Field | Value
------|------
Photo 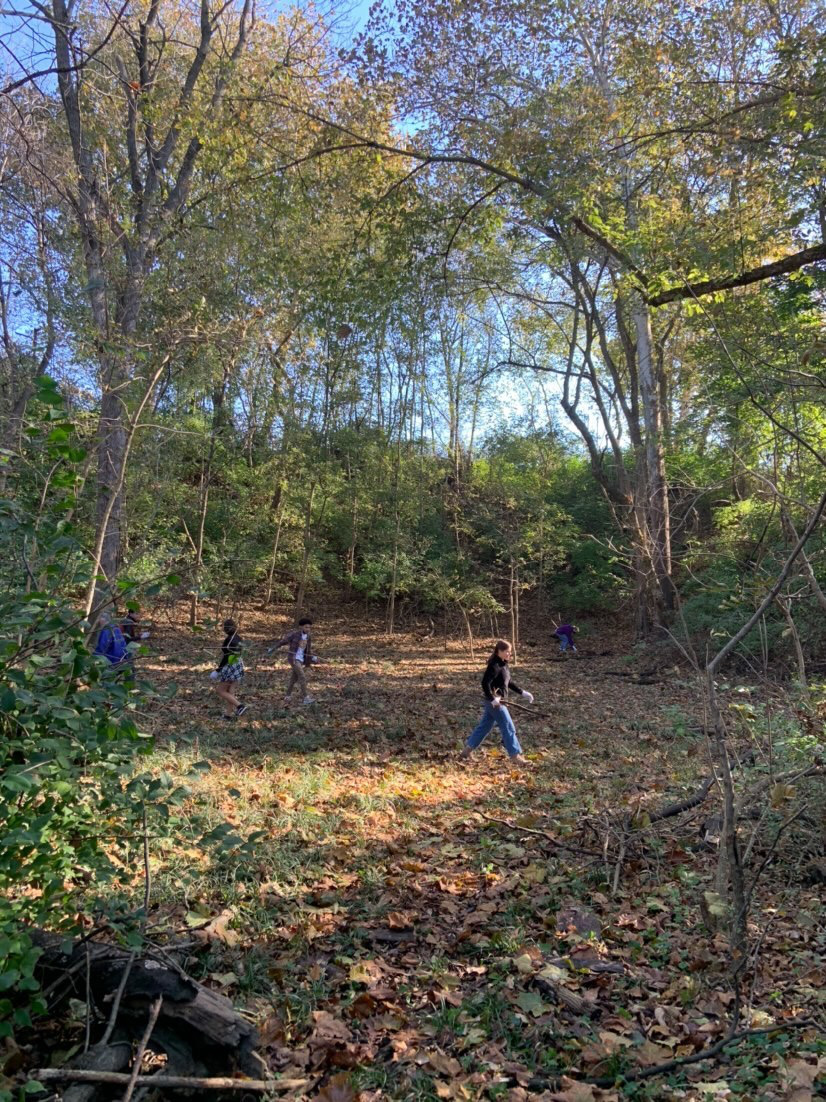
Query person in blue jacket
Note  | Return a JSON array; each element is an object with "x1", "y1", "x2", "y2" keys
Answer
[{"x1": 93, "y1": 612, "x2": 132, "y2": 679}]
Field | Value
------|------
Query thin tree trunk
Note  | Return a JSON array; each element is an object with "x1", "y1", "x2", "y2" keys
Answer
[
  {"x1": 509, "y1": 558, "x2": 516, "y2": 660},
  {"x1": 294, "y1": 483, "x2": 317, "y2": 617},
  {"x1": 776, "y1": 596, "x2": 809, "y2": 697},
  {"x1": 707, "y1": 672, "x2": 748, "y2": 965},
  {"x1": 459, "y1": 603, "x2": 475, "y2": 661},
  {"x1": 263, "y1": 498, "x2": 286, "y2": 608},
  {"x1": 387, "y1": 509, "x2": 401, "y2": 636}
]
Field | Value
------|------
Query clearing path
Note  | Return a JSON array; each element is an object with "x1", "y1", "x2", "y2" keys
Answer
[{"x1": 134, "y1": 606, "x2": 823, "y2": 1100}]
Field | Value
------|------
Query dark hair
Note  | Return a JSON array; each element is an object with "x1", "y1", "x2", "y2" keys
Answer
[
  {"x1": 490, "y1": 638, "x2": 512, "y2": 661},
  {"x1": 298, "y1": 617, "x2": 313, "y2": 626},
  {"x1": 223, "y1": 618, "x2": 237, "y2": 633}
]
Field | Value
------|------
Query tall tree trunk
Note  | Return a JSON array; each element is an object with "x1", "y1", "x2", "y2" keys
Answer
[
  {"x1": 387, "y1": 508, "x2": 401, "y2": 636},
  {"x1": 459, "y1": 603, "x2": 475, "y2": 661},
  {"x1": 346, "y1": 455, "x2": 358, "y2": 595},
  {"x1": 509, "y1": 558, "x2": 517, "y2": 659},
  {"x1": 189, "y1": 366, "x2": 230, "y2": 626},
  {"x1": 630, "y1": 291, "x2": 676, "y2": 616},
  {"x1": 263, "y1": 496, "x2": 286, "y2": 609},
  {"x1": 294, "y1": 483, "x2": 317, "y2": 616}
]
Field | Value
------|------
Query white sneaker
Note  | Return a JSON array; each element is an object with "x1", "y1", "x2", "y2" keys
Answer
[{"x1": 302, "y1": 695, "x2": 315, "y2": 705}]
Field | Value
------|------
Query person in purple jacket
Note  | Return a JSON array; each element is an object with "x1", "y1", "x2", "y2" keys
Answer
[{"x1": 554, "y1": 622, "x2": 578, "y2": 653}]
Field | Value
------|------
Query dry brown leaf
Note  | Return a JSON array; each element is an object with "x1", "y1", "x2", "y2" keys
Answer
[
  {"x1": 310, "y1": 1010, "x2": 353, "y2": 1048},
  {"x1": 193, "y1": 907, "x2": 240, "y2": 947},
  {"x1": 387, "y1": 910, "x2": 414, "y2": 929},
  {"x1": 427, "y1": 1050, "x2": 462, "y2": 1077},
  {"x1": 781, "y1": 1056, "x2": 824, "y2": 1102},
  {"x1": 547, "y1": 1077, "x2": 597, "y2": 1101},
  {"x1": 313, "y1": 1071, "x2": 356, "y2": 1102},
  {"x1": 349, "y1": 959, "x2": 384, "y2": 985}
]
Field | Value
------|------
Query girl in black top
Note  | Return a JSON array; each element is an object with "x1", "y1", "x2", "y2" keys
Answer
[
  {"x1": 461, "y1": 639, "x2": 534, "y2": 764},
  {"x1": 212, "y1": 619, "x2": 247, "y2": 717}
]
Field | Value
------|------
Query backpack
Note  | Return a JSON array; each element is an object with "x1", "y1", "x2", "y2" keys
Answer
[{"x1": 95, "y1": 624, "x2": 129, "y2": 665}]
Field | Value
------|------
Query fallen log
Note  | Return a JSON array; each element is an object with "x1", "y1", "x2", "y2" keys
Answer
[{"x1": 30, "y1": 929, "x2": 265, "y2": 1081}]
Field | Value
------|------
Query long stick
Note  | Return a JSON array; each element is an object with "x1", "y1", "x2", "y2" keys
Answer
[
  {"x1": 34, "y1": 1071, "x2": 305, "y2": 1093},
  {"x1": 504, "y1": 699, "x2": 553, "y2": 718},
  {"x1": 488, "y1": 692, "x2": 553, "y2": 719}
]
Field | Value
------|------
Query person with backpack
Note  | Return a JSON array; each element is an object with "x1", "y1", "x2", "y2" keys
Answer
[
  {"x1": 460, "y1": 639, "x2": 534, "y2": 766},
  {"x1": 210, "y1": 619, "x2": 247, "y2": 717},
  {"x1": 269, "y1": 616, "x2": 317, "y2": 705},
  {"x1": 93, "y1": 612, "x2": 132, "y2": 680}
]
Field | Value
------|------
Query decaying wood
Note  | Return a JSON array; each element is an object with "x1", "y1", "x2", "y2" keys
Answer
[
  {"x1": 533, "y1": 975, "x2": 593, "y2": 1016},
  {"x1": 30, "y1": 930, "x2": 265, "y2": 1080},
  {"x1": 62, "y1": 1042, "x2": 132, "y2": 1102}
]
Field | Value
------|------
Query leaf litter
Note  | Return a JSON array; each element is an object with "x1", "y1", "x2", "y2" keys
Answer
[{"x1": 120, "y1": 607, "x2": 825, "y2": 1100}]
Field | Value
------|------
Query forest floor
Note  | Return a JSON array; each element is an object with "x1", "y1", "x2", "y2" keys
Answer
[{"x1": 115, "y1": 605, "x2": 823, "y2": 1101}]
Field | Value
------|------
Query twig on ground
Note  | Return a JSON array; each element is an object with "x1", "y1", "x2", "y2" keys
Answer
[
  {"x1": 34, "y1": 1071, "x2": 305, "y2": 1093},
  {"x1": 121, "y1": 996, "x2": 162, "y2": 1102},
  {"x1": 522, "y1": 1016, "x2": 814, "y2": 1092},
  {"x1": 478, "y1": 812, "x2": 602, "y2": 857},
  {"x1": 585, "y1": 1017, "x2": 815, "y2": 1087}
]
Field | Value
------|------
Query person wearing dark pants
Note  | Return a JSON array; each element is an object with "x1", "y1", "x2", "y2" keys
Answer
[{"x1": 461, "y1": 639, "x2": 534, "y2": 766}]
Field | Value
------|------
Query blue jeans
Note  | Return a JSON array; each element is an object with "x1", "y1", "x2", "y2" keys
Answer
[
  {"x1": 466, "y1": 699, "x2": 522, "y2": 757},
  {"x1": 558, "y1": 634, "x2": 575, "y2": 652}
]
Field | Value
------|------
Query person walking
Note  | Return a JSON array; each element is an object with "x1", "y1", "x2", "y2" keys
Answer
[
  {"x1": 270, "y1": 616, "x2": 317, "y2": 705},
  {"x1": 461, "y1": 639, "x2": 534, "y2": 766},
  {"x1": 210, "y1": 619, "x2": 247, "y2": 717}
]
